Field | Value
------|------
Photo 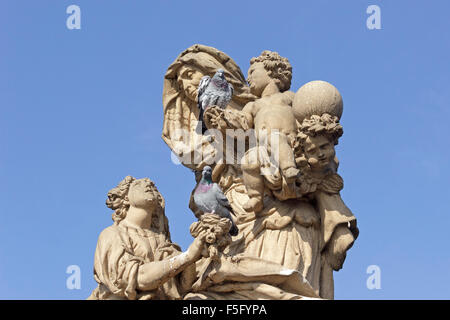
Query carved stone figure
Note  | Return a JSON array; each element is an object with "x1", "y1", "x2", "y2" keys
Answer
[
  {"x1": 160, "y1": 44, "x2": 359, "y2": 299},
  {"x1": 88, "y1": 44, "x2": 359, "y2": 300},
  {"x1": 237, "y1": 51, "x2": 300, "y2": 213},
  {"x1": 162, "y1": 44, "x2": 255, "y2": 171},
  {"x1": 185, "y1": 213, "x2": 320, "y2": 300},
  {"x1": 88, "y1": 176, "x2": 206, "y2": 300},
  {"x1": 294, "y1": 113, "x2": 359, "y2": 296},
  {"x1": 89, "y1": 176, "x2": 321, "y2": 300}
]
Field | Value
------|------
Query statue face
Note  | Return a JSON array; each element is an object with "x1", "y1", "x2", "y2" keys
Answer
[
  {"x1": 128, "y1": 178, "x2": 159, "y2": 210},
  {"x1": 177, "y1": 65, "x2": 204, "y2": 102},
  {"x1": 247, "y1": 62, "x2": 271, "y2": 96},
  {"x1": 303, "y1": 135, "x2": 335, "y2": 171}
]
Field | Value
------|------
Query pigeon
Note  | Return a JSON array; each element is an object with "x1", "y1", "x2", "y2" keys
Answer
[
  {"x1": 197, "y1": 69, "x2": 234, "y2": 134},
  {"x1": 193, "y1": 166, "x2": 239, "y2": 236}
]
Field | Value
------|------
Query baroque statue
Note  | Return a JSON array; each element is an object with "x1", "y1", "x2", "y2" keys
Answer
[{"x1": 89, "y1": 44, "x2": 359, "y2": 300}]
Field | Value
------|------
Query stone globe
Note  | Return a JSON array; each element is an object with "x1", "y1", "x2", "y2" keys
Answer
[{"x1": 292, "y1": 80, "x2": 343, "y2": 123}]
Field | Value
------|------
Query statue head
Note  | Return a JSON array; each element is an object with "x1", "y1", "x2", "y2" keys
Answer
[
  {"x1": 297, "y1": 114, "x2": 343, "y2": 171},
  {"x1": 248, "y1": 50, "x2": 292, "y2": 95},
  {"x1": 164, "y1": 44, "x2": 253, "y2": 105},
  {"x1": 106, "y1": 176, "x2": 170, "y2": 236},
  {"x1": 162, "y1": 45, "x2": 256, "y2": 169}
]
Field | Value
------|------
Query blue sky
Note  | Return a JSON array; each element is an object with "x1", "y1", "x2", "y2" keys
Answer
[{"x1": 1, "y1": 0, "x2": 449, "y2": 299}]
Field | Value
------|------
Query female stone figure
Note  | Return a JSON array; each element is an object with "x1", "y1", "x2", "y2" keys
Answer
[
  {"x1": 162, "y1": 45, "x2": 358, "y2": 299},
  {"x1": 162, "y1": 44, "x2": 255, "y2": 171},
  {"x1": 88, "y1": 176, "x2": 205, "y2": 300},
  {"x1": 89, "y1": 175, "x2": 320, "y2": 300}
]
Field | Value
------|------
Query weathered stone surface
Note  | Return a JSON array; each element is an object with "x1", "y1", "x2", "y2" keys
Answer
[
  {"x1": 293, "y1": 80, "x2": 343, "y2": 123},
  {"x1": 90, "y1": 44, "x2": 358, "y2": 300}
]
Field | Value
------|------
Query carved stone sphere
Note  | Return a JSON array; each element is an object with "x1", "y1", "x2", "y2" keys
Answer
[{"x1": 292, "y1": 80, "x2": 343, "y2": 123}]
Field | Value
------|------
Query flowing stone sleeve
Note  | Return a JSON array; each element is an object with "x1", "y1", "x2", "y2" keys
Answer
[
  {"x1": 91, "y1": 226, "x2": 143, "y2": 300},
  {"x1": 316, "y1": 189, "x2": 359, "y2": 270}
]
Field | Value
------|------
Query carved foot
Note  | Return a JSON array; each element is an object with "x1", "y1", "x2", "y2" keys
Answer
[{"x1": 243, "y1": 197, "x2": 264, "y2": 213}]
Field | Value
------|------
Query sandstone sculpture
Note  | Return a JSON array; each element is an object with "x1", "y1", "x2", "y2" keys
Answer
[
  {"x1": 88, "y1": 176, "x2": 206, "y2": 300},
  {"x1": 89, "y1": 176, "x2": 320, "y2": 300},
  {"x1": 235, "y1": 51, "x2": 300, "y2": 213},
  {"x1": 90, "y1": 44, "x2": 359, "y2": 300},
  {"x1": 162, "y1": 44, "x2": 358, "y2": 299}
]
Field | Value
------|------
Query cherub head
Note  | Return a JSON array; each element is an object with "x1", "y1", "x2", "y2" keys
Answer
[
  {"x1": 106, "y1": 176, "x2": 171, "y2": 237},
  {"x1": 248, "y1": 50, "x2": 292, "y2": 96},
  {"x1": 296, "y1": 113, "x2": 343, "y2": 172}
]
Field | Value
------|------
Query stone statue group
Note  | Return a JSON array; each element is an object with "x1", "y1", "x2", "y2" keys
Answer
[{"x1": 88, "y1": 44, "x2": 359, "y2": 300}]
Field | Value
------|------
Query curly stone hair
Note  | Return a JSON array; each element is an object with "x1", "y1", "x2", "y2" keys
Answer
[
  {"x1": 297, "y1": 113, "x2": 343, "y2": 149},
  {"x1": 105, "y1": 176, "x2": 171, "y2": 238},
  {"x1": 250, "y1": 50, "x2": 292, "y2": 92}
]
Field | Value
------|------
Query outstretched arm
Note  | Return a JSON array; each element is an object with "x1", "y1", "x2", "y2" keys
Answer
[{"x1": 136, "y1": 234, "x2": 205, "y2": 291}]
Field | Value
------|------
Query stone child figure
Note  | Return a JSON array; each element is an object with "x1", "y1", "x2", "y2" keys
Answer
[
  {"x1": 295, "y1": 113, "x2": 343, "y2": 194},
  {"x1": 296, "y1": 114, "x2": 358, "y2": 296},
  {"x1": 239, "y1": 51, "x2": 300, "y2": 213},
  {"x1": 88, "y1": 176, "x2": 206, "y2": 300},
  {"x1": 162, "y1": 44, "x2": 359, "y2": 299}
]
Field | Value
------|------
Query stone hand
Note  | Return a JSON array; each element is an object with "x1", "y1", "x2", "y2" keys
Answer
[
  {"x1": 203, "y1": 106, "x2": 227, "y2": 130},
  {"x1": 186, "y1": 230, "x2": 207, "y2": 261}
]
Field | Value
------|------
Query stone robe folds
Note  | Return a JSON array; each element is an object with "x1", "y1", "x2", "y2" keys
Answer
[
  {"x1": 212, "y1": 168, "x2": 358, "y2": 299},
  {"x1": 88, "y1": 224, "x2": 182, "y2": 300}
]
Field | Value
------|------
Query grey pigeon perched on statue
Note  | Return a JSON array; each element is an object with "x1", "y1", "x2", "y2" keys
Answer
[
  {"x1": 193, "y1": 166, "x2": 239, "y2": 236},
  {"x1": 197, "y1": 69, "x2": 234, "y2": 134}
]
